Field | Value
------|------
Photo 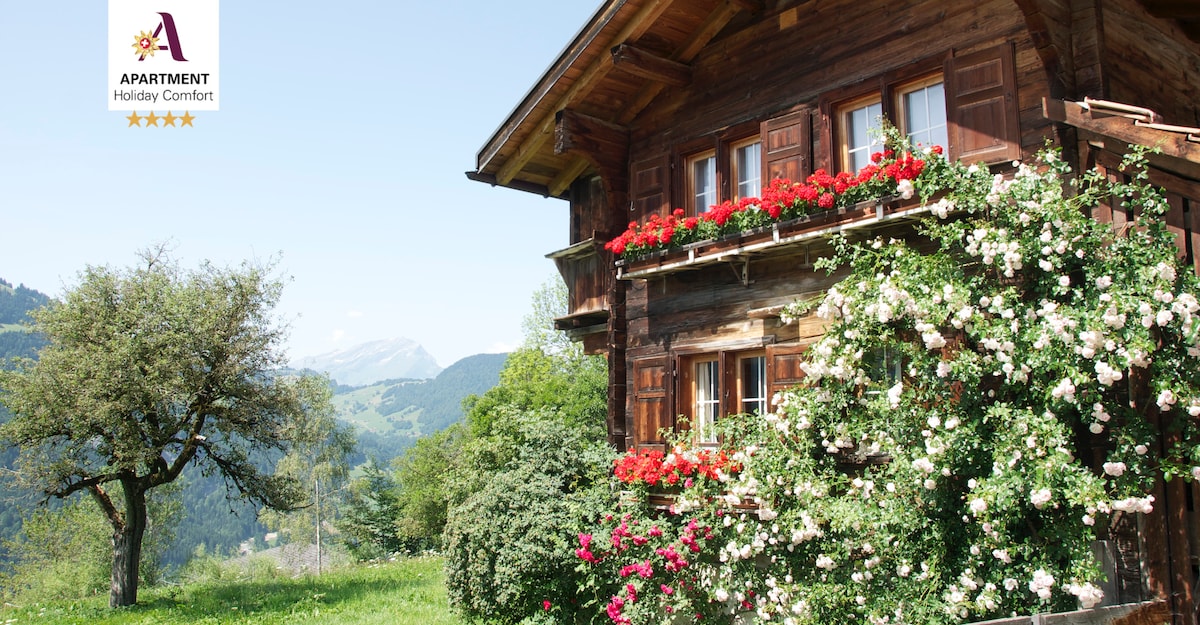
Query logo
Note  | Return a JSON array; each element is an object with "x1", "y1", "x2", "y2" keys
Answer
[
  {"x1": 131, "y1": 13, "x2": 188, "y2": 62},
  {"x1": 109, "y1": 0, "x2": 219, "y2": 116}
]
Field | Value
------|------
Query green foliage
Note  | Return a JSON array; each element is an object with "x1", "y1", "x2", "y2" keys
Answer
[
  {"x1": 0, "y1": 496, "x2": 109, "y2": 601},
  {"x1": 464, "y1": 278, "x2": 606, "y2": 441},
  {"x1": 465, "y1": 348, "x2": 607, "y2": 440},
  {"x1": 0, "y1": 555, "x2": 461, "y2": 625},
  {"x1": 164, "y1": 472, "x2": 267, "y2": 571},
  {"x1": 443, "y1": 417, "x2": 615, "y2": 625},
  {"x1": 338, "y1": 460, "x2": 407, "y2": 560},
  {"x1": 438, "y1": 278, "x2": 615, "y2": 624},
  {"x1": 1, "y1": 484, "x2": 180, "y2": 602},
  {"x1": 391, "y1": 425, "x2": 468, "y2": 547},
  {"x1": 0, "y1": 249, "x2": 350, "y2": 606}
]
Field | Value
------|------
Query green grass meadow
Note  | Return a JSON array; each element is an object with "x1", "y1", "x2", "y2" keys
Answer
[{"x1": 0, "y1": 556, "x2": 462, "y2": 625}]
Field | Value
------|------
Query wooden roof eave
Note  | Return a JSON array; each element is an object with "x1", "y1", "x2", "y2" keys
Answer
[
  {"x1": 471, "y1": 0, "x2": 753, "y2": 196},
  {"x1": 475, "y1": 0, "x2": 631, "y2": 177}
]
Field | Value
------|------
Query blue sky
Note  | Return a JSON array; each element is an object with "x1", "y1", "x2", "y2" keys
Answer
[{"x1": 0, "y1": 1, "x2": 600, "y2": 367}]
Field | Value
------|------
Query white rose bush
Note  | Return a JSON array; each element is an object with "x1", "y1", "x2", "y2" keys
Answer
[{"x1": 572, "y1": 142, "x2": 1200, "y2": 624}]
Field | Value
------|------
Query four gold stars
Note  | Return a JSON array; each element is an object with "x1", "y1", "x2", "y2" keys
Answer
[{"x1": 124, "y1": 111, "x2": 198, "y2": 128}]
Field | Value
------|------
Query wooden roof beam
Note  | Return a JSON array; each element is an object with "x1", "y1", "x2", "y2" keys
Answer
[
  {"x1": 494, "y1": 0, "x2": 676, "y2": 186},
  {"x1": 556, "y1": 109, "x2": 630, "y2": 163},
  {"x1": 610, "y1": 43, "x2": 693, "y2": 87},
  {"x1": 555, "y1": 109, "x2": 630, "y2": 215},
  {"x1": 618, "y1": 1, "x2": 741, "y2": 125},
  {"x1": 464, "y1": 171, "x2": 565, "y2": 199}
]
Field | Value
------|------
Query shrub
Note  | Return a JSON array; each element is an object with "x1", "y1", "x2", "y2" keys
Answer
[{"x1": 444, "y1": 416, "x2": 615, "y2": 624}]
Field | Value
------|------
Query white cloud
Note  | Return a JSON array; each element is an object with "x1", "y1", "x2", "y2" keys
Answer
[{"x1": 346, "y1": 310, "x2": 364, "y2": 318}]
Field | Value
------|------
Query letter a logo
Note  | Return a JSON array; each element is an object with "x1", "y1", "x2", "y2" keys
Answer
[{"x1": 131, "y1": 13, "x2": 188, "y2": 62}]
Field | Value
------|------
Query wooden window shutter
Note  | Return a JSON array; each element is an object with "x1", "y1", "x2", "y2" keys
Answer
[
  {"x1": 766, "y1": 343, "x2": 808, "y2": 398},
  {"x1": 632, "y1": 356, "x2": 673, "y2": 449},
  {"x1": 629, "y1": 153, "x2": 672, "y2": 222},
  {"x1": 761, "y1": 109, "x2": 812, "y2": 185},
  {"x1": 944, "y1": 43, "x2": 1020, "y2": 165}
]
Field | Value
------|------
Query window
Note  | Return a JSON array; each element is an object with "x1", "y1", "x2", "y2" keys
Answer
[
  {"x1": 864, "y1": 347, "x2": 903, "y2": 395},
  {"x1": 898, "y1": 77, "x2": 947, "y2": 151},
  {"x1": 838, "y1": 96, "x2": 884, "y2": 173},
  {"x1": 677, "y1": 128, "x2": 762, "y2": 217},
  {"x1": 834, "y1": 77, "x2": 944, "y2": 174},
  {"x1": 731, "y1": 139, "x2": 762, "y2": 200},
  {"x1": 681, "y1": 350, "x2": 768, "y2": 445},
  {"x1": 686, "y1": 150, "x2": 717, "y2": 214},
  {"x1": 631, "y1": 345, "x2": 809, "y2": 451},
  {"x1": 739, "y1": 355, "x2": 768, "y2": 415},
  {"x1": 693, "y1": 359, "x2": 721, "y2": 444}
]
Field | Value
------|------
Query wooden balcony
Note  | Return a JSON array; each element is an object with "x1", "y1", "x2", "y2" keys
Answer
[
  {"x1": 616, "y1": 196, "x2": 939, "y2": 281},
  {"x1": 547, "y1": 238, "x2": 611, "y2": 339}
]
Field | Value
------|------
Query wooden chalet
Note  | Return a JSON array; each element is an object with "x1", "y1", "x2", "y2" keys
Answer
[{"x1": 470, "y1": 0, "x2": 1200, "y2": 621}]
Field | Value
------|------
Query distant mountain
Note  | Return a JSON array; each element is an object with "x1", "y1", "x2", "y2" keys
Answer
[
  {"x1": 294, "y1": 338, "x2": 443, "y2": 387},
  {"x1": 334, "y1": 352, "x2": 509, "y2": 463}
]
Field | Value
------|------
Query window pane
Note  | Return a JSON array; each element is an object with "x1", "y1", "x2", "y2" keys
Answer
[
  {"x1": 904, "y1": 82, "x2": 947, "y2": 151},
  {"x1": 692, "y1": 156, "x2": 717, "y2": 212},
  {"x1": 740, "y1": 356, "x2": 767, "y2": 415},
  {"x1": 865, "y1": 347, "x2": 903, "y2": 395},
  {"x1": 696, "y1": 360, "x2": 720, "y2": 443},
  {"x1": 846, "y1": 101, "x2": 883, "y2": 172},
  {"x1": 735, "y1": 142, "x2": 761, "y2": 199}
]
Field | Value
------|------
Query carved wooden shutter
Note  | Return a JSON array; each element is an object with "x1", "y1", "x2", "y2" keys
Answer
[
  {"x1": 944, "y1": 43, "x2": 1020, "y2": 165},
  {"x1": 629, "y1": 153, "x2": 671, "y2": 223},
  {"x1": 761, "y1": 110, "x2": 812, "y2": 185},
  {"x1": 766, "y1": 343, "x2": 808, "y2": 398},
  {"x1": 631, "y1": 356, "x2": 672, "y2": 450}
]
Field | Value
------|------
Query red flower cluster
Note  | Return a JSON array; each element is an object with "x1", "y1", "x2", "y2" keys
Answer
[
  {"x1": 612, "y1": 447, "x2": 740, "y2": 487},
  {"x1": 604, "y1": 148, "x2": 934, "y2": 258},
  {"x1": 604, "y1": 209, "x2": 697, "y2": 257}
]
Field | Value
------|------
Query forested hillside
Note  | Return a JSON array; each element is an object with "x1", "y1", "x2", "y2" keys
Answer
[
  {"x1": 0, "y1": 278, "x2": 50, "y2": 562},
  {"x1": 0, "y1": 279, "x2": 48, "y2": 360}
]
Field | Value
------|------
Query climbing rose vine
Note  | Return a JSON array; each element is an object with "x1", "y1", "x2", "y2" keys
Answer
[{"x1": 574, "y1": 144, "x2": 1200, "y2": 624}]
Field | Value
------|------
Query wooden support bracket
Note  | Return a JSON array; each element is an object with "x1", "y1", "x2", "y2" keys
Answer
[{"x1": 609, "y1": 43, "x2": 693, "y2": 87}]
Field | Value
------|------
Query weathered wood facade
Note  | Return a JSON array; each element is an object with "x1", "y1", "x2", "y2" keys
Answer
[{"x1": 471, "y1": 1, "x2": 1200, "y2": 621}]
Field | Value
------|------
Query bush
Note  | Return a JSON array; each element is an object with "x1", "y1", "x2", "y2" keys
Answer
[{"x1": 444, "y1": 416, "x2": 615, "y2": 624}]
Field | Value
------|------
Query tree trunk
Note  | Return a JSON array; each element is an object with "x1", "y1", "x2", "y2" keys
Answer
[{"x1": 109, "y1": 482, "x2": 147, "y2": 608}]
